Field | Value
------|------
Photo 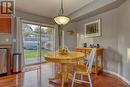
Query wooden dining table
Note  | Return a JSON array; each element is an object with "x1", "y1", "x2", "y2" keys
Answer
[{"x1": 44, "y1": 51, "x2": 85, "y2": 87}]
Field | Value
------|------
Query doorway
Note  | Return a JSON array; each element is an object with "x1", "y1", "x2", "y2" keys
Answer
[{"x1": 22, "y1": 22, "x2": 54, "y2": 66}]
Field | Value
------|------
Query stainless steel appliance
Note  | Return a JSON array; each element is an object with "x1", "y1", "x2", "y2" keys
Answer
[{"x1": 0, "y1": 49, "x2": 7, "y2": 75}]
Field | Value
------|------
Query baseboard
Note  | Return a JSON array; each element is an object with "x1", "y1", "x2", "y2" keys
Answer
[{"x1": 103, "y1": 70, "x2": 130, "y2": 85}]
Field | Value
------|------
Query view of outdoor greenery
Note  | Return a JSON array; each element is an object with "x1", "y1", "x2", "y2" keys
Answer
[
  {"x1": 24, "y1": 49, "x2": 46, "y2": 58},
  {"x1": 22, "y1": 23, "x2": 53, "y2": 65}
]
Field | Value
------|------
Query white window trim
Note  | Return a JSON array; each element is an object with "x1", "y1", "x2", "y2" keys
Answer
[{"x1": 21, "y1": 19, "x2": 54, "y2": 28}]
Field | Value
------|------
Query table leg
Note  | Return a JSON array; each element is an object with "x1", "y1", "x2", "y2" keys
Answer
[
  {"x1": 61, "y1": 63, "x2": 72, "y2": 87},
  {"x1": 95, "y1": 55, "x2": 98, "y2": 75},
  {"x1": 61, "y1": 72, "x2": 65, "y2": 87},
  {"x1": 49, "y1": 63, "x2": 72, "y2": 87},
  {"x1": 101, "y1": 52, "x2": 103, "y2": 72},
  {"x1": 49, "y1": 72, "x2": 61, "y2": 81}
]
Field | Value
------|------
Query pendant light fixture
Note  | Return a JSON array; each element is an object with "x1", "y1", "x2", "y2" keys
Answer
[{"x1": 54, "y1": 0, "x2": 70, "y2": 25}]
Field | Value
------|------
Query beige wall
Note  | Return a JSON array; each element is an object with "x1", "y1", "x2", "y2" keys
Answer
[
  {"x1": 77, "y1": 8, "x2": 119, "y2": 73},
  {"x1": 74, "y1": 0, "x2": 130, "y2": 82},
  {"x1": 15, "y1": 10, "x2": 53, "y2": 25},
  {"x1": 63, "y1": 22, "x2": 77, "y2": 50},
  {"x1": 0, "y1": 34, "x2": 12, "y2": 44},
  {"x1": 118, "y1": 0, "x2": 130, "y2": 81}
]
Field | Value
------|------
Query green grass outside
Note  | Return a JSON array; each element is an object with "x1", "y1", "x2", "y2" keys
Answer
[{"x1": 24, "y1": 49, "x2": 46, "y2": 58}]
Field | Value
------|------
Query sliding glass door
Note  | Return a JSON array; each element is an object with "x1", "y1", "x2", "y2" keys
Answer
[
  {"x1": 40, "y1": 26, "x2": 54, "y2": 62},
  {"x1": 22, "y1": 22, "x2": 54, "y2": 65}
]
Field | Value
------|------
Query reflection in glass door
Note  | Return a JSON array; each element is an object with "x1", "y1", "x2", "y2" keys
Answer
[
  {"x1": 22, "y1": 22, "x2": 54, "y2": 65},
  {"x1": 41, "y1": 26, "x2": 54, "y2": 62}
]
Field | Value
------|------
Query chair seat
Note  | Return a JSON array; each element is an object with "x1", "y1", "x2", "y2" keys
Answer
[
  {"x1": 71, "y1": 48, "x2": 96, "y2": 87},
  {"x1": 74, "y1": 64, "x2": 88, "y2": 74}
]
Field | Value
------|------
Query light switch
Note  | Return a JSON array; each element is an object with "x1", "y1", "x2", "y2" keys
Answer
[
  {"x1": 5, "y1": 38, "x2": 9, "y2": 42},
  {"x1": 127, "y1": 48, "x2": 130, "y2": 62}
]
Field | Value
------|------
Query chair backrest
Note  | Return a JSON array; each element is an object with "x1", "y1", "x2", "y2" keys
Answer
[{"x1": 86, "y1": 48, "x2": 96, "y2": 73}]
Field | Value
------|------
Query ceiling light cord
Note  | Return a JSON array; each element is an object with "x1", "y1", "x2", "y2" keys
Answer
[
  {"x1": 58, "y1": 0, "x2": 64, "y2": 15},
  {"x1": 61, "y1": 0, "x2": 63, "y2": 15}
]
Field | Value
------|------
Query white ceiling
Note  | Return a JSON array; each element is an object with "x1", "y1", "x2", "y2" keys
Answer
[{"x1": 15, "y1": 0, "x2": 94, "y2": 18}]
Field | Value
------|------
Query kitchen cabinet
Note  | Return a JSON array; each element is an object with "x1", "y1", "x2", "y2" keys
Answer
[
  {"x1": 0, "y1": 5, "x2": 11, "y2": 33},
  {"x1": 0, "y1": 18, "x2": 11, "y2": 33}
]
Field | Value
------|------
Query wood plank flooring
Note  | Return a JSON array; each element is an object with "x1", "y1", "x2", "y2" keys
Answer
[{"x1": 0, "y1": 63, "x2": 129, "y2": 87}]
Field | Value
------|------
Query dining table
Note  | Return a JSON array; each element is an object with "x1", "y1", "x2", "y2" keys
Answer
[{"x1": 44, "y1": 51, "x2": 85, "y2": 87}]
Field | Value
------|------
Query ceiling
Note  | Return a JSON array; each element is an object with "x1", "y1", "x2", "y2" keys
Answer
[{"x1": 15, "y1": 0, "x2": 94, "y2": 18}]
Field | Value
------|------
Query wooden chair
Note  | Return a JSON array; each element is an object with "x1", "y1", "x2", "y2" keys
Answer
[
  {"x1": 71, "y1": 48, "x2": 96, "y2": 87},
  {"x1": 73, "y1": 48, "x2": 88, "y2": 65}
]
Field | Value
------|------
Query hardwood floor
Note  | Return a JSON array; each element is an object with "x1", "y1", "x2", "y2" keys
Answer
[{"x1": 0, "y1": 63, "x2": 129, "y2": 87}]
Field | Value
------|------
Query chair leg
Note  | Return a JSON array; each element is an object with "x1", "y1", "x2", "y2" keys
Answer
[
  {"x1": 80, "y1": 74, "x2": 83, "y2": 81},
  {"x1": 88, "y1": 74, "x2": 92, "y2": 87},
  {"x1": 71, "y1": 72, "x2": 76, "y2": 87}
]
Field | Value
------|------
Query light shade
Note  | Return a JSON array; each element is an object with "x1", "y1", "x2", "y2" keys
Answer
[{"x1": 54, "y1": 16, "x2": 70, "y2": 25}]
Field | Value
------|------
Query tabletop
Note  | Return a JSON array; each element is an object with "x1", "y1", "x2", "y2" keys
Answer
[{"x1": 44, "y1": 51, "x2": 85, "y2": 63}]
